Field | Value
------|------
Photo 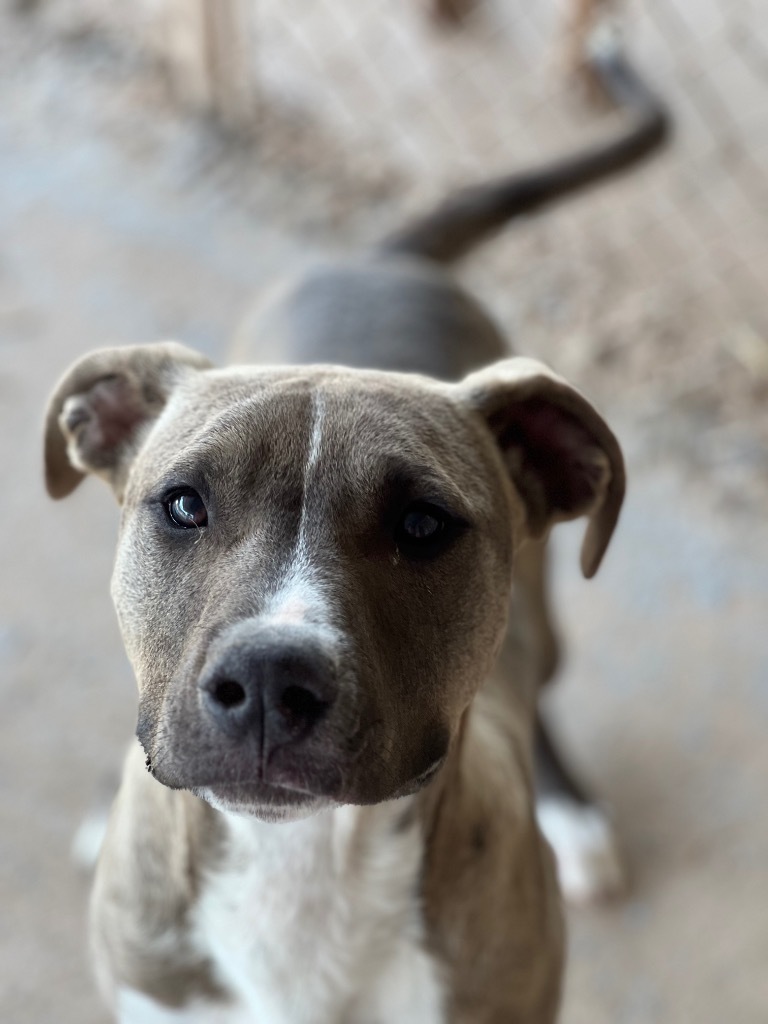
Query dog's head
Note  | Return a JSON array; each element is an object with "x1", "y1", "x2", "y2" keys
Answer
[{"x1": 45, "y1": 343, "x2": 623, "y2": 820}]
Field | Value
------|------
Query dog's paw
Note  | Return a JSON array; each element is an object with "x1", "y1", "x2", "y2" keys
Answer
[
  {"x1": 70, "y1": 808, "x2": 109, "y2": 872},
  {"x1": 536, "y1": 798, "x2": 626, "y2": 905}
]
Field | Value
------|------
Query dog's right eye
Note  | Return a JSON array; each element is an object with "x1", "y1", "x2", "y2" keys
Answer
[{"x1": 165, "y1": 489, "x2": 208, "y2": 530}]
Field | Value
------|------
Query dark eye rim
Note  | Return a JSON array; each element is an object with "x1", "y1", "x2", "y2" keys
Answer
[
  {"x1": 394, "y1": 500, "x2": 469, "y2": 559},
  {"x1": 161, "y1": 486, "x2": 209, "y2": 531}
]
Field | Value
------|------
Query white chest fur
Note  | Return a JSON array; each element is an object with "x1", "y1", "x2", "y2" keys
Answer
[{"x1": 168, "y1": 799, "x2": 446, "y2": 1024}]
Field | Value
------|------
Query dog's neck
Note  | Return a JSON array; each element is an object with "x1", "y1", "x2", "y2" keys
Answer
[
  {"x1": 191, "y1": 794, "x2": 446, "y2": 1023},
  {"x1": 209, "y1": 795, "x2": 423, "y2": 881}
]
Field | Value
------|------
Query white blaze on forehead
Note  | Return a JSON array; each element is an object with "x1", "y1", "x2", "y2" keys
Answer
[
  {"x1": 264, "y1": 390, "x2": 332, "y2": 627},
  {"x1": 291, "y1": 388, "x2": 325, "y2": 573},
  {"x1": 305, "y1": 388, "x2": 325, "y2": 476}
]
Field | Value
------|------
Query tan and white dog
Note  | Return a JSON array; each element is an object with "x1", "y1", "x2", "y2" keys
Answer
[{"x1": 44, "y1": 45, "x2": 667, "y2": 1024}]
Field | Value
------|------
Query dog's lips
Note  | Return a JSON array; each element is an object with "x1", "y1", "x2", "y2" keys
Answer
[{"x1": 146, "y1": 734, "x2": 348, "y2": 803}]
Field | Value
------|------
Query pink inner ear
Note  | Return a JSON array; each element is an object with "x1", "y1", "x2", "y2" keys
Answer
[
  {"x1": 88, "y1": 377, "x2": 147, "y2": 450},
  {"x1": 64, "y1": 375, "x2": 149, "y2": 472},
  {"x1": 489, "y1": 397, "x2": 607, "y2": 519}
]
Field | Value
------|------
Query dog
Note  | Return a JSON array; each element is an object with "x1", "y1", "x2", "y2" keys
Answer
[{"x1": 44, "y1": 42, "x2": 667, "y2": 1024}]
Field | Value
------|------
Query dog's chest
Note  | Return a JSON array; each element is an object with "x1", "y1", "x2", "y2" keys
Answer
[{"x1": 192, "y1": 802, "x2": 445, "y2": 1024}]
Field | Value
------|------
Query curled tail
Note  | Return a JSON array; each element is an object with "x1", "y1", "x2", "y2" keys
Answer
[{"x1": 379, "y1": 37, "x2": 670, "y2": 265}]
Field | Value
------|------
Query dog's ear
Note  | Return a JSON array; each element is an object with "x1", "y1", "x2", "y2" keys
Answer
[
  {"x1": 456, "y1": 357, "x2": 625, "y2": 578},
  {"x1": 44, "y1": 342, "x2": 213, "y2": 502}
]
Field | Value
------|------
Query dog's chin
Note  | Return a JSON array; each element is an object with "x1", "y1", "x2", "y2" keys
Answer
[
  {"x1": 196, "y1": 769, "x2": 441, "y2": 822},
  {"x1": 192, "y1": 757, "x2": 446, "y2": 820},
  {"x1": 195, "y1": 783, "x2": 331, "y2": 823}
]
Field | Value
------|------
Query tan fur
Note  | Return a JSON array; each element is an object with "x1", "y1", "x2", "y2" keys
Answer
[
  {"x1": 91, "y1": 744, "x2": 227, "y2": 1010},
  {"x1": 417, "y1": 587, "x2": 565, "y2": 1023}
]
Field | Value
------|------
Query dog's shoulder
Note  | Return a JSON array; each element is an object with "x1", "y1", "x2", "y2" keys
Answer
[
  {"x1": 91, "y1": 743, "x2": 227, "y2": 1010},
  {"x1": 420, "y1": 696, "x2": 564, "y2": 1022}
]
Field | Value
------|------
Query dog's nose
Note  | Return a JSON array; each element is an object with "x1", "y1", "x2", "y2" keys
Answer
[{"x1": 199, "y1": 638, "x2": 337, "y2": 748}]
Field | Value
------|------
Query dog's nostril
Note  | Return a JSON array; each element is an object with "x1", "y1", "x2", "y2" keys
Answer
[
  {"x1": 201, "y1": 646, "x2": 336, "y2": 743},
  {"x1": 277, "y1": 685, "x2": 328, "y2": 730},
  {"x1": 213, "y1": 679, "x2": 247, "y2": 709}
]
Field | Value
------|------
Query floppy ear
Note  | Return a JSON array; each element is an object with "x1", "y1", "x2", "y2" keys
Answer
[
  {"x1": 44, "y1": 341, "x2": 213, "y2": 502},
  {"x1": 456, "y1": 357, "x2": 625, "y2": 578}
]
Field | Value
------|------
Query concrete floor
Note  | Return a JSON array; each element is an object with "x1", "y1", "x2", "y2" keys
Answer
[{"x1": 1, "y1": 24, "x2": 767, "y2": 1024}]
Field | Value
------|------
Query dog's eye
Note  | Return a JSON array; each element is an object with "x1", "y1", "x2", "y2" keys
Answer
[
  {"x1": 395, "y1": 502, "x2": 450, "y2": 555},
  {"x1": 165, "y1": 489, "x2": 208, "y2": 530}
]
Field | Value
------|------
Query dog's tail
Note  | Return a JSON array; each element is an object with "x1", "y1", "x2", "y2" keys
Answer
[{"x1": 379, "y1": 35, "x2": 669, "y2": 265}]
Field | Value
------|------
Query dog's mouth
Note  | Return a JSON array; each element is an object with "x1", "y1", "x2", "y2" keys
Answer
[
  {"x1": 140, "y1": 704, "x2": 445, "y2": 811},
  {"x1": 143, "y1": 731, "x2": 349, "y2": 805},
  {"x1": 139, "y1": 694, "x2": 383, "y2": 806},
  {"x1": 188, "y1": 744, "x2": 448, "y2": 820}
]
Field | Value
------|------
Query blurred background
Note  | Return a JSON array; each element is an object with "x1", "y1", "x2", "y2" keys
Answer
[{"x1": 0, "y1": 0, "x2": 766, "y2": 1021}]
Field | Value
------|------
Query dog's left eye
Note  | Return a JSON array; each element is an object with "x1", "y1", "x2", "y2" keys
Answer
[
  {"x1": 395, "y1": 502, "x2": 451, "y2": 555},
  {"x1": 165, "y1": 489, "x2": 208, "y2": 530}
]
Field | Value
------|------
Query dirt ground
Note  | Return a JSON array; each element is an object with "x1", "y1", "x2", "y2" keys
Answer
[{"x1": 1, "y1": 7, "x2": 767, "y2": 1024}]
